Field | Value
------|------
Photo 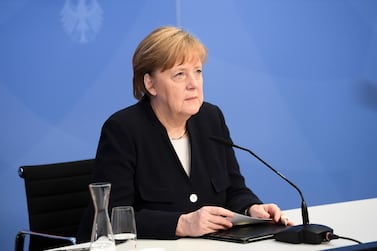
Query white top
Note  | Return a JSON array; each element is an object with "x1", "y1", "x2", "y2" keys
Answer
[{"x1": 170, "y1": 135, "x2": 191, "y2": 176}]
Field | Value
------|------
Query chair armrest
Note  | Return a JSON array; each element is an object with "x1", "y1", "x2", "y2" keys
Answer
[{"x1": 14, "y1": 230, "x2": 76, "y2": 251}]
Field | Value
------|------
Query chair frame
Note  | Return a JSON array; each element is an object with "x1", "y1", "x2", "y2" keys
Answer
[
  {"x1": 15, "y1": 230, "x2": 76, "y2": 251},
  {"x1": 15, "y1": 159, "x2": 93, "y2": 251}
]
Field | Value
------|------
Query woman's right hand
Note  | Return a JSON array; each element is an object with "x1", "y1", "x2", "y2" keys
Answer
[{"x1": 175, "y1": 206, "x2": 234, "y2": 237}]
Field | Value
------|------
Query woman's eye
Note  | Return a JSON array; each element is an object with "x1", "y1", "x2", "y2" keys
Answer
[{"x1": 174, "y1": 72, "x2": 185, "y2": 80}]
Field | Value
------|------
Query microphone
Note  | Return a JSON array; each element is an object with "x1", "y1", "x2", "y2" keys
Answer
[{"x1": 209, "y1": 136, "x2": 334, "y2": 244}]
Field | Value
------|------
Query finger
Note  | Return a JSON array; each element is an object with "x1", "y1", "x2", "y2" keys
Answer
[
  {"x1": 214, "y1": 215, "x2": 233, "y2": 228},
  {"x1": 279, "y1": 214, "x2": 295, "y2": 226},
  {"x1": 264, "y1": 204, "x2": 282, "y2": 222},
  {"x1": 205, "y1": 209, "x2": 233, "y2": 225},
  {"x1": 252, "y1": 205, "x2": 271, "y2": 218},
  {"x1": 207, "y1": 218, "x2": 232, "y2": 231},
  {"x1": 280, "y1": 215, "x2": 289, "y2": 226},
  {"x1": 207, "y1": 206, "x2": 234, "y2": 218},
  {"x1": 273, "y1": 210, "x2": 282, "y2": 222},
  {"x1": 195, "y1": 217, "x2": 229, "y2": 236}
]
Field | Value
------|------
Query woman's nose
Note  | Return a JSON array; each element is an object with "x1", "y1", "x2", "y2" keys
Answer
[{"x1": 186, "y1": 73, "x2": 201, "y2": 89}]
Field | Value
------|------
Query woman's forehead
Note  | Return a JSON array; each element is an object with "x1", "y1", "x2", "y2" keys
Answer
[
  {"x1": 173, "y1": 52, "x2": 204, "y2": 66},
  {"x1": 159, "y1": 45, "x2": 206, "y2": 72}
]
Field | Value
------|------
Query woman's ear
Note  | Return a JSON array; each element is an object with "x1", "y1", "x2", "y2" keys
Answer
[{"x1": 144, "y1": 73, "x2": 157, "y2": 96}]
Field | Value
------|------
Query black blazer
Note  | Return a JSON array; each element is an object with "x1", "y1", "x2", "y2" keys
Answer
[{"x1": 77, "y1": 97, "x2": 262, "y2": 241}]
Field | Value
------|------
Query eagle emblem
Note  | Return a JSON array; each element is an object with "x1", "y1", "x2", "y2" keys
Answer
[{"x1": 61, "y1": 0, "x2": 103, "y2": 44}]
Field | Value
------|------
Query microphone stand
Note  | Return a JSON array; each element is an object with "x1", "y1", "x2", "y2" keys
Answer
[{"x1": 210, "y1": 136, "x2": 334, "y2": 244}]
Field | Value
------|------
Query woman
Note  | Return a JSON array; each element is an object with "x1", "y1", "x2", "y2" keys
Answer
[{"x1": 78, "y1": 26, "x2": 291, "y2": 241}]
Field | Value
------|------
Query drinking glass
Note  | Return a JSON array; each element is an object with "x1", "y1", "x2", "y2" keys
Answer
[{"x1": 111, "y1": 206, "x2": 137, "y2": 250}]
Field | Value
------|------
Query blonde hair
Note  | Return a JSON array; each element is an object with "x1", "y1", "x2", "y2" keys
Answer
[{"x1": 132, "y1": 26, "x2": 208, "y2": 100}]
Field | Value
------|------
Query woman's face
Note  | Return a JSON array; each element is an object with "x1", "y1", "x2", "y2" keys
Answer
[{"x1": 145, "y1": 57, "x2": 204, "y2": 121}]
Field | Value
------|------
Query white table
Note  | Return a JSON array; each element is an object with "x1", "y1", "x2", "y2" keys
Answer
[
  {"x1": 49, "y1": 198, "x2": 377, "y2": 251},
  {"x1": 134, "y1": 198, "x2": 377, "y2": 251}
]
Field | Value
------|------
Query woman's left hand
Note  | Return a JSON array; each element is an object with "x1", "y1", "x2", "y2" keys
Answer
[{"x1": 248, "y1": 203, "x2": 295, "y2": 226}]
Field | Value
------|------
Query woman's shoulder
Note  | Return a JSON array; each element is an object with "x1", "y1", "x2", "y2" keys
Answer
[
  {"x1": 102, "y1": 100, "x2": 150, "y2": 128},
  {"x1": 189, "y1": 101, "x2": 225, "y2": 126},
  {"x1": 197, "y1": 101, "x2": 224, "y2": 117},
  {"x1": 201, "y1": 101, "x2": 216, "y2": 108},
  {"x1": 105, "y1": 104, "x2": 136, "y2": 122}
]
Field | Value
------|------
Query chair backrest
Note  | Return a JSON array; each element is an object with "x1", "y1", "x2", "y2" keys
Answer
[{"x1": 19, "y1": 159, "x2": 94, "y2": 250}]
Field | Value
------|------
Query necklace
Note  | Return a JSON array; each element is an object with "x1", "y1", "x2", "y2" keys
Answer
[{"x1": 170, "y1": 129, "x2": 187, "y2": 140}]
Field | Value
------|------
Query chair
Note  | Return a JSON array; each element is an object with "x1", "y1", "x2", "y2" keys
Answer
[{"x1": 15, "y1": 159, "x2": 94, "y2": 251}]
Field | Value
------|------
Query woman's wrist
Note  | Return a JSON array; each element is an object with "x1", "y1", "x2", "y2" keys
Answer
[
  {"x1": 244, "y1": 207, "x2": 250, "y2": 216},
  {"x1": 175, "y1": 214, "x2": 186, "y2": 237}
]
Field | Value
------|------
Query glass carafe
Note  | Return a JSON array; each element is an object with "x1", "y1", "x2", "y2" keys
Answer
[{"x1": 89, "y1": 182, "x2": 116, "y2": 251}]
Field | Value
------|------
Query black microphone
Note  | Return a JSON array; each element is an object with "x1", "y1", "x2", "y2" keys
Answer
[{"x1": 209, "y1": 136, "x2": 334, "y2": 244}]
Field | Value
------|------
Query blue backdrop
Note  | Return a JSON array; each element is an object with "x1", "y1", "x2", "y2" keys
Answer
[{"x1": 1, "y1": 1, "x2": 376, "y2": 250}]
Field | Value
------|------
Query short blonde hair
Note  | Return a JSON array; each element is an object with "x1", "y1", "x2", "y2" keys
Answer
[{"x1": 132, "y1": 26, "x2": 208, "y2": 100}]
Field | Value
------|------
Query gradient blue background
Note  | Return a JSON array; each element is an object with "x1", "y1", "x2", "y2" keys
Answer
[{"x1": 1, "y1": 1, "x2": 376, "y2": 250}]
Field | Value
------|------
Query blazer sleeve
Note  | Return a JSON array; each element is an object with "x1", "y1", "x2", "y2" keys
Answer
[{"x1": 90, "y1": 114, "x2": 182, "y2": 240}]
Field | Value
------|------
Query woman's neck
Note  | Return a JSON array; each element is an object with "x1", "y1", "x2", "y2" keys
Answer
[{"x1": 150, "y1": 99, "x2": 188, "y2": 139}]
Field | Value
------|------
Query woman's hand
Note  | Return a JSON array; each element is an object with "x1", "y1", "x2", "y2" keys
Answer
[
  {"x1": 248, "y1": 203, "x2": 295, "y2": 226},
  {"x1": 176, "y1": 206, "x2": 234, "y2": 237}
]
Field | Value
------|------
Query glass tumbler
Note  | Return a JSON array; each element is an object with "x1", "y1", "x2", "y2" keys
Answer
[{"x1": 111, "y1": 206, "x2": 137, "y2": 250}]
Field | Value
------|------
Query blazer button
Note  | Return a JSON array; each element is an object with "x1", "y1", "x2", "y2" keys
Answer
[{"x1": 189, "y1": 193, "x2": 198, "y2": 203}]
